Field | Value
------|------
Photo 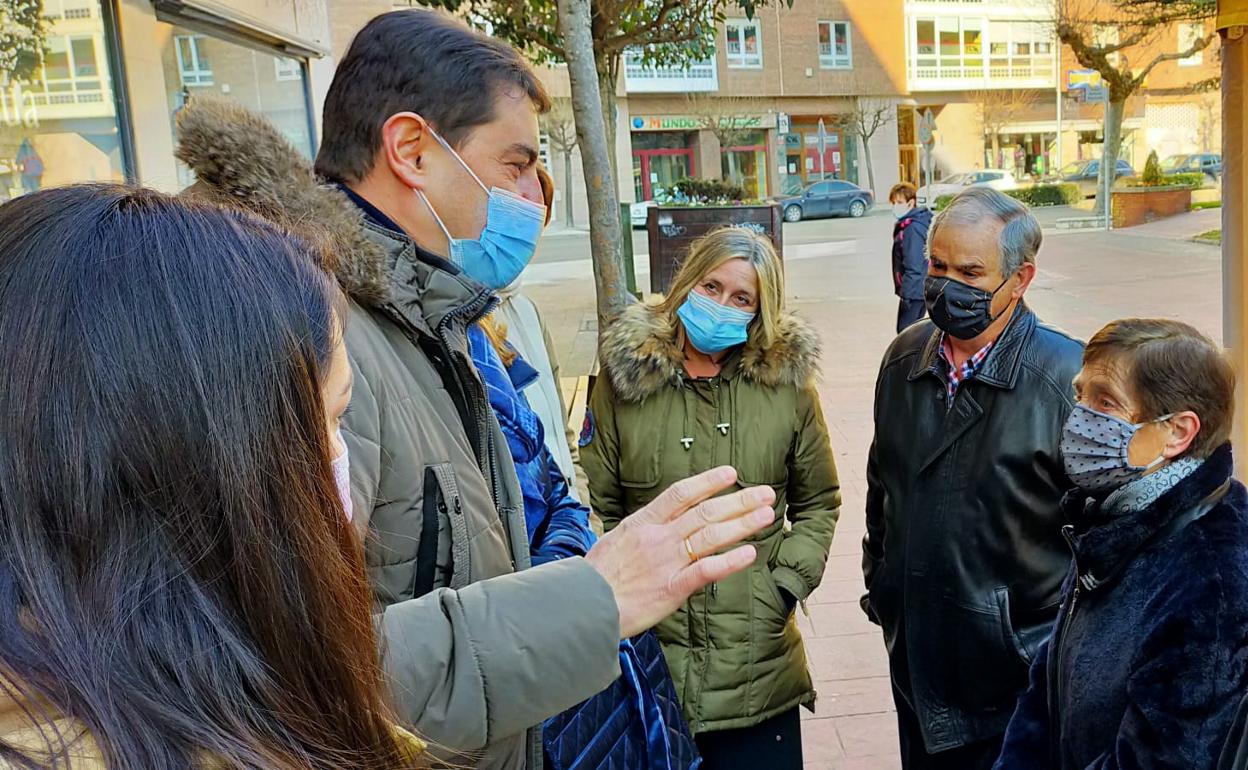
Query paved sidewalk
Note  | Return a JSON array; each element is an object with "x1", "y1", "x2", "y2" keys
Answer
[
  {"x1": 526, "y1": 217, "x2": 1223, "y2": 769},
  {"x1": 1114, "y1": 206, "x2": 1222, "y2": 240}
]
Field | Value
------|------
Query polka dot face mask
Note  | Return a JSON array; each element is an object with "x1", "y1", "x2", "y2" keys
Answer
[{"x1": 1060, "y1": 404, "x2": 1174, "y2": 496}]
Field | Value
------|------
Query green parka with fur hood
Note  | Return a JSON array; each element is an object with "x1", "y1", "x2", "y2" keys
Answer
[{"x1": 581, "y1": 298, "x2": 841, "y2": 734}]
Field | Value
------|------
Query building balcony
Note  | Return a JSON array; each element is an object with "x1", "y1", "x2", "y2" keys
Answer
[
  {"x1": 623, "y1": 50, "x2": 718, "y2": 93},
  {"x1": 908, "y1": 60, "x2": 1056, "y2": 90}
]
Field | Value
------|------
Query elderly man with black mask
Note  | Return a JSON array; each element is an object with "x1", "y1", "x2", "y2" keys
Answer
[{"x1": 861, "y1": 187, "x2": 1085, "y2": 769}]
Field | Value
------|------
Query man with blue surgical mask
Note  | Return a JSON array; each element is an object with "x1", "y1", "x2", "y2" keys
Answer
[
  {"x1": 861, "y1": 187, "x2": 1085, "y2": 770},
  {"x1": 175, "y1": 9, "x2": 780, "y2": 770}
]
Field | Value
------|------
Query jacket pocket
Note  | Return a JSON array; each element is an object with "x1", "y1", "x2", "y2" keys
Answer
[
  {"x1": 995, "y1": 587, "x2": 1035, "y2": 668},
  {"x1": 932, "y1": 587, "x2": 1033, "y2": 713},
  {"x1": 417, "y1": 463, "x2": 467, "y2": 594}
]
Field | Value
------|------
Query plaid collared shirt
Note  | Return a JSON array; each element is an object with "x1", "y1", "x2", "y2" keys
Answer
[{"x1": 939, "y1": 334, "x2": 994, "y2": 402}]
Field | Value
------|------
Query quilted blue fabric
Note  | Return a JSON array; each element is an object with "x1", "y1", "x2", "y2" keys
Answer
[{"x1": 544, "y1": 631, "x2": 701, "y2": 770}]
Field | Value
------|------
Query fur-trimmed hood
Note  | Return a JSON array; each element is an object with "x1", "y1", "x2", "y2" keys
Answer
[
  {"x1": 174, "y1": 98, "x2": 390, "y2": 306},
  {"x1": 600, "y1": 298, "x2": 821, "y2": 402}
]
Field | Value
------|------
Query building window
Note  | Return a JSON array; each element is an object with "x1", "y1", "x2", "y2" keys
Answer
[
  {"x1": 913, "y1": 16, "x2": 1052, "y2": 81},
  {"x1": 38, "y1": 35, "x2": 102, "y2": 102},
  {"x1": 175, "y1": 35, "x2": 213, "y2": 86},
  {"x1": 818, "y1": 21, "x2": 852, "y2": 69},
  {"x1": 725, "y1": 19, "x2": 762, "y2": 68},
  {"x1": 538, "y1": 132, "x2": 551, "y2": 169},
  {"x1": 274, "y1": 57, "x2": 302, "y2": 82},
  {"x1": 3, "y1": 0, "x2": 127, "y2": 196},
  {"x1": 163, "y1": 23, "x2": 315, "y2": 188},
  {"x1": 1094, "y1": 26, "x2": 1120, "y2": 68},
  {"x1": 1178, "y1": 23, "x2": 1204, "y2": 66}
]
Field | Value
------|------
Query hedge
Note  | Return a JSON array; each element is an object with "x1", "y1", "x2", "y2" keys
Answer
[
  {"x1": 934, "y1": 184, "x2": 1079, "y2": 211},
  {"x1": 1004, "y1": 184, "x2": 1082, "y2": 207},
  {"x1": 670, "y1": 178, "x2": 748, "y2": 205},
  {"x1": 1124, "y1": 172, "x2": 1206, "y2": 189}
]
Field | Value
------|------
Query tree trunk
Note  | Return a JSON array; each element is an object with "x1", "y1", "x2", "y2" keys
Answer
[
  {"x1": 860, "y1": 132, "x2": 877, "y2": 200},
  {"x1": 562, "y1": 148, "x2": 575, "y2": 227},
  {"x1": 991, "y1": 132, "x2": 1001, "y2": 169},
  {"x1": 557, "y1": 0, "x2": 628, "y2": 332},
  {"x1": 1095, "y1": 98, "x2": 1126, "y2": 218},
  {"x1": 597, "y1": 64, "x2": 620, "y2": 196}
]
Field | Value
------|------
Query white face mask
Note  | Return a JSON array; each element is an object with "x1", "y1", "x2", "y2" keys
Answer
[
  {"x1": 891, "y1": 202, "x2": 914, "y2": 219},
  {"x1": 331, "y1": 429, "x2": 353, "y2": 521}
]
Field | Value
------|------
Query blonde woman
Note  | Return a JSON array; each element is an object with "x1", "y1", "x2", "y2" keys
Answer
[{"x1": 581, "y1": 226, "x2": 840, "y2": 769}]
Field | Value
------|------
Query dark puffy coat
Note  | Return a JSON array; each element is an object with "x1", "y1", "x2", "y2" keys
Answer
[
  {"x1": 862, "y1": 303, "x2": 1084, "y2": 752},
  {"x1": 467, "y1": 325, "x2": 594, "y2": 565},
  {"x1": 891, "y1": 207, "x2": 931, "y2": 300},
  {"x1": 995, "y1": 444, "x2": 1248, "y2": 770}
]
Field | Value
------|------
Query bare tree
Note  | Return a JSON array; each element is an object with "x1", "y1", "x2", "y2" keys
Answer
[
  {"x1": 1056, "y1": 0, "x2": 1217, "y2": 214},
  {"x1": 969, "y1": 88, "x2": 1040, "y2": 169},
  {"x1": 836, "y1": 95, "x2": 894, "y2": 198},
  {"x1": 541, "y1": 98, "x2": 578, "y2": 227},
  {"x1": 686, "y1": 93, "x2": 769, "y2": 153}
]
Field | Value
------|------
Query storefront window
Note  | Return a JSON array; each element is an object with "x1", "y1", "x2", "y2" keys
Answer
[
  {"x1": 631, "y1": 131, "x2": 695, "y2": 200},
  {"x1": 160, "y1": 23, "x2": 313, "y2": 188},
  {"x1": 0, "y1": 0, "x2": 127, "y2": 198},
  {"x1": 721, "y1": 129, "x2": 767, "y2": 198}
]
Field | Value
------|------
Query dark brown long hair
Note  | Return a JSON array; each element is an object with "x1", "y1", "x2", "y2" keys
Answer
[{"x1": 0, "y1": 185, "x2": 415, "y2": 768}]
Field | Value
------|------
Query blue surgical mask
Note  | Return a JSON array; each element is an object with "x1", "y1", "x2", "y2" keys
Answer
[
  {"x1": 677, "y1": 290, "x2": 755, "y2": 354},
  {"x1": 415, "y1": 129, "x2": 547, "y2": 290}
]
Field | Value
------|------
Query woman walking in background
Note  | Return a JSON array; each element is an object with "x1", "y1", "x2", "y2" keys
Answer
[{"x1": 582, "y1": 226, "x2": 841, "y2": 769}]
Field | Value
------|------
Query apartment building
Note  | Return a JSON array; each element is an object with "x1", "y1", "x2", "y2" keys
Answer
[
  {"x1": 622, "y1": 0, "x2": 908, "y2": 206},
  {"x1": 6, "y1": 0, "x2": 332, "y2": 199},
  {"x1": 904, "y1": 0, "x2": 1222, "y2": 182}
]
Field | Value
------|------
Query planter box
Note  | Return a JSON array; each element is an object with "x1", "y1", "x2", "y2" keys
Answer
[
  {"x1": 646, "y1": 204, "x2": 783, "y2": 295},
  {"x1": 1111, "y1": 186, "x2": 1193, "y2": 228}
]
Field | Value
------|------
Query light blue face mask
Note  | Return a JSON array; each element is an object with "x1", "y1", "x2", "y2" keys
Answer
[
  {"x1": 415, "y1": 129, "x2": 547, "y2": 290},
  {"x1": 677, "y1": 290, "x2": 755, "y2": 354}
]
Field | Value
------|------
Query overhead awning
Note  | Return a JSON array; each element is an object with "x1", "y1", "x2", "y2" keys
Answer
[{"x1": 152, "y1": 0, "x2": 329, "y2": 59}]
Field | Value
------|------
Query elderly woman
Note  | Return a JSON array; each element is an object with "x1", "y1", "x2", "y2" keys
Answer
[
  {"x1": 994, "y1": 318, "x2": 1248, "y2": 770},
  {"x1": 582, "y1": 226, "x2": 840, "y2": 770}
]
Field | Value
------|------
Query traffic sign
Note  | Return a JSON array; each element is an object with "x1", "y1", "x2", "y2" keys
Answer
[{"x1": 918, "y1": 109, "x2": 936, "y2": 148}]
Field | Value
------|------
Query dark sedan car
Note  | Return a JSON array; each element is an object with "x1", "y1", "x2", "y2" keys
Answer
[
  {"x1": 775, "y1": 180, "x2": 874, "y2": 222},
  {"x1": 1161, "y1": 153, "x2": 1222, "y2": 182},
  {"x1": 1053, "y1": 158, "x2": 1136, "y2": 198}
]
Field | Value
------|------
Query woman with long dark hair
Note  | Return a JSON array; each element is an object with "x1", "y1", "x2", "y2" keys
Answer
[{"x1": 0, "y1": 185, "x2": 418, "y2": 769}]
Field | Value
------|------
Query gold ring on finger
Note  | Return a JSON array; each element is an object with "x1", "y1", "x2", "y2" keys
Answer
[{"x1": 683, "y1": 536, "x2": 699, "y2": 564}]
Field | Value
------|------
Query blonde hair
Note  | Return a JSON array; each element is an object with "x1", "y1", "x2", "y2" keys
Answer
[
  {"x1": 477, "y1": 314, "x2": 516, "y2": 367},
  {"x1": 657, "y1": 226, "x2": 784, "y2": 351}
]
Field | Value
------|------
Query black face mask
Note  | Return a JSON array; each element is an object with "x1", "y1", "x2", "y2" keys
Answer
[{"x1": 924, "y1": 274, "x2": 1011, "y2": 340}]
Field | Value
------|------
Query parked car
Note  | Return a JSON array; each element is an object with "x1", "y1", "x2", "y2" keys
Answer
[
  {"x1": 1161, "y1": 153, "x2": 1221, "y2": 183},
  {"x1": 774, "y1": 180, "x2": 874, "y2": 222},
  {"x1": 915, "y1": 169, "x2": 1019, "y2": 205},
  {"x1": 1052, "y1": 158, "x2": 1136, "y2": 198},
  {"x1": 630, "y1": 199, "x2": 657, "y2": 228}
]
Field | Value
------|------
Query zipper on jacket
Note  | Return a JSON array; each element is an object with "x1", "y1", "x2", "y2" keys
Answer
[
  {"x1": 1049, "y1": 524, "x2": 1083, "y2": 767},
  {"x1": 436, "y1": 293, "x2": 502, "y2": 509}
]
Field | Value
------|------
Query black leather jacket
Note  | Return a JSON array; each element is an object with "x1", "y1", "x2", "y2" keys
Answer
[{"x1": 862, "y1": 303, "x2": 1084, "y2": 752}]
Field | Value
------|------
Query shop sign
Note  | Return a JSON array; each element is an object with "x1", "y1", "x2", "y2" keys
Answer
[{"x1": 630, "y1": 115, "x2": 772, "y2": 132}]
